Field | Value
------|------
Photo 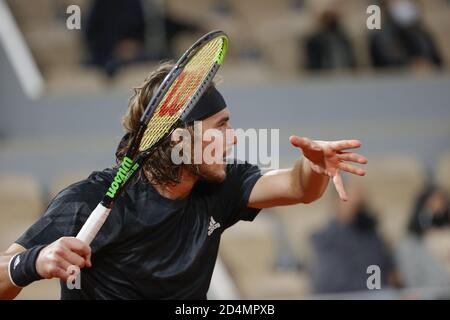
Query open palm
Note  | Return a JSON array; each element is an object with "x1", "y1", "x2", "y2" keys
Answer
[{"x1": 290, "y1": 135, "x2": 368, "y2": 201}]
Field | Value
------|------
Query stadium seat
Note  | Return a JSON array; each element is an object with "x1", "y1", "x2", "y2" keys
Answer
[
  {"x1": 436, "y1": 151, "x2": 450, "y2": 194},
  {"x1": 419, "y1": 0, "x2": 450, "y2": 13},
  {"x1": 220, "y1": 214, "x2": 310, "y2": 298},
  {"x1": 24, "y1": 26, "x2": 83, "y2": 72},
  {"x1": 5, "y1": 0, "x2": 85, "y2": 71},
  {"x1": 229, "y1": 0, "x2": 289, "y2": 22},
  {"x1": 363, "y1": 155, "x2": 426, "y2": 244},
  {"x1": 166, "y1": 0, "x2": 216, "y2": 25},
  {"x1": 0, "y1": 174, "x2": 44, "y2": 249},
  {"x1": 217, "y1": 61, "x2": 277, "y2": 84},
  {"x1": 423, "y1": 228, "x2": 450, "y2": 276},
  {"x1": 113, "y1": 62, "x2": 160, "y2": 89},
  {"x1": 5, "y1": 0, "x2": 54, "y2": 29},
  {"x1": 423, "y1": 8, "x2": 450, "y2": 67},
  {"x1": 15, "y1": 279, "x2": 61, "y2": 300},
  {"x1": 270, "y1": 193, "x2": 331, "y2": 266},
  {"x1": 0, "y1": 173, "x2": 67, "y2": 300},
  {"x1": 46, "y1": 67, "x2": 106, "y2": 94}
]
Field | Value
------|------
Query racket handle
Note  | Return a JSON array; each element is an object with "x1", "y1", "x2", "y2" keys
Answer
[{"x1": 76, "y1": 203, "x2": 111, "y2": 245}]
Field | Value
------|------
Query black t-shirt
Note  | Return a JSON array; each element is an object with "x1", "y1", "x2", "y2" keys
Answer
[{"x1": 16, "y1": 161, "x2": 262, "y2": 299}]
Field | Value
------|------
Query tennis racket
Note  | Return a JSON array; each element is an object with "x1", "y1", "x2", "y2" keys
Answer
[{"x1": 76, "y1": 30, "x2": 229, "y2": 245}]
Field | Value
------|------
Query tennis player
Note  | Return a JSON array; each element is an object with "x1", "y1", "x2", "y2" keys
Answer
[{"x1": 0, "y1": 62, "x2": 367, "y2": 299}]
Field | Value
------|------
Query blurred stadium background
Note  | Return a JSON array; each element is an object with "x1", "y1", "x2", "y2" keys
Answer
[{"x1": 1, "y1": 0, "x2": 450, "y2": 299}]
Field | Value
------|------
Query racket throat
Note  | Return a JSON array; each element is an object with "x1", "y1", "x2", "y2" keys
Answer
[{"x1": 103, "y1": 156, "x2": 142, "y2": 206}]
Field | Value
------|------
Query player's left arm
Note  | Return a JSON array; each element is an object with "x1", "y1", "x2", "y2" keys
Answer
[{"x1": 248, "y1": 135, "x2": 368, "y2": 208}]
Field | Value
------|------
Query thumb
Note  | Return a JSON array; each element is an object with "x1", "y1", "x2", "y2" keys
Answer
[
  {"x1": 289, "y1": 135, "x2": 305, "y2": 148},
  {"x1": 86, "y1": 252, "x2": 92, "y2": 268},
  {"x1": 290, "y1": 135, "x2": 321, "y2": 151}
]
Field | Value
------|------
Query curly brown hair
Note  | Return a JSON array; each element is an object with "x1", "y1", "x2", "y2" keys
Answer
[{"x1": 116, "y1": 61, "x2": 212, "y2": 186}]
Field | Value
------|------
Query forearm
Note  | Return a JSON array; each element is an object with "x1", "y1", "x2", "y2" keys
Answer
[
  {"x1": 0, "y1": 250, "x2": 22, "y2": 300},
  {"x1": 292, "y1": 156, "x2": 329, "y2": 204},
  {"x1": 248, "y1": 157, "x2": 330, "y2": 208}
]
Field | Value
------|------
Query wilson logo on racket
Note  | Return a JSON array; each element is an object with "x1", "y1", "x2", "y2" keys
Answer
[
  {"x1": 106, "y1": 156, "x2": 138, "y2": 199},
  {"x1": 159, "y1": 71, "x2": 203, "y2": 117}
]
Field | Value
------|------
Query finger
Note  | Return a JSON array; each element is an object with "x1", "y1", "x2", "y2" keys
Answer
[
  {"x1": 60, "y1": 247, "x2": 86, "y2": 268},
  {"x1": 289, "y1": 136, "x2": 321, "y2": 151},
  {"x1": 337, "y1": 152, "x2": 368, "y2": 164},
  {"x1": 338, "y1": 162, "x2": 366, "y2": 176},
  {"x1": 55, "y1": 260, "x2": 81, "y2": 282},
  {"x1": 55, "y1": 256, "x2": 73, "y2": 272},
  {"x1": 330, "y1": 140, "x2": 362, "y2": 151},
  {"x1": 52, "y1": 267, "x2": 71, "y2": 282},
  {"x1": 86, "y1": 253, "x2": 92, "y2": 268},
  {"x1": 333, "y1": 173, "x2": 348, "y2": 201},
  {"x1": 66, "y1": 265, "x2": 81, "y2": 279},
  {"x1": 62, "y1": 237, "x2": 91, "y2": 258},
  {"x1": 289, "y1": 135, "x2": 307, "y2": 148}
]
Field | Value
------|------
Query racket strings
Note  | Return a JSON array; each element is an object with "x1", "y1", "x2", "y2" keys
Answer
[{"x1": 139, "y1": 37, "x2": 227, "y2": 152}]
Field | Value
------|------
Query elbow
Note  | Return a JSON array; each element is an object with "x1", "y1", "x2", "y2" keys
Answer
[
  {"x1": 300, "y1": 184, "x2": 328, "y2": 204},
  {"x1": 289, "y1": 190, "x2": 319, "y2": 205},
  {"x1": 300, "y1": 192, "x2": 324, "y2": 204},
  {"x1": 300, "y1": 197, "x2": 316, "y2": 204}
]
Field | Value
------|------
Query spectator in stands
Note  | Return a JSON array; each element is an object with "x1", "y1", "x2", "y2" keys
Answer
[
  {"x1": 310, "y1": 181, "x2": 398, "y2": 294},
  {"x1": 369, "y1": 0, "x2": 443, "y2": 71},
  {"x1": 304, "y1": 7, "x2": 356, "y2": 71},
  {"x1": 84, "y1": 0, "x2": 201, "y2": 77},
  {"x1": 396, "y1": 184, "x2": 450, "y2": 288},
  {"x1": 84, "y1": 0, "x2": 147, "y2": 77}
]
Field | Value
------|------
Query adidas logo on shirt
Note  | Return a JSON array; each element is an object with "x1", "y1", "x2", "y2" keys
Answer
[{"x1": 208, "y1": 216, "x2": 221, "y2": 236}]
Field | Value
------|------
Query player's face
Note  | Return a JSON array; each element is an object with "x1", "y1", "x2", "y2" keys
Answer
[{"x1": 196, "y1": 108, "x2": 236, "y2": 183}]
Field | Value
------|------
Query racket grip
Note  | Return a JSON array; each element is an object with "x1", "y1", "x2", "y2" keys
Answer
[{"x1": 76, "y1": 203, "x2": 111, "y2": 245}]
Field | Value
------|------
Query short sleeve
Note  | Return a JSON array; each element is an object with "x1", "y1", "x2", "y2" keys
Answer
[
  {"x1": 15, "y1": 170, "x2": 122, "y2": 252},
  {"x1": 15, "y1": 185, "x2": 94, "y2": 249},
  {"x1": 219, "y1": 161, "x2": 263, "y2": 228}
]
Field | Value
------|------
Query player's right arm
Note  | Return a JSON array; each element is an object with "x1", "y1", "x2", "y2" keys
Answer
[
  {"x1": 0, "y1": 237, "x2": 92, "y2": 300},
  {"x1": 0, "y1": 244, "x2": 25, "y2": 299}
]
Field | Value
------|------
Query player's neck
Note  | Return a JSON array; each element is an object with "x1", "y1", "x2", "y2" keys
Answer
[{"x1": 152, "y1": 170, "x2": 197, "y2": 200}]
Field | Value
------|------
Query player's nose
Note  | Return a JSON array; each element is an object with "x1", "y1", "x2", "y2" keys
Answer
[{"x1": 227, "y1": 127, "x2": 237, "y2": 145}]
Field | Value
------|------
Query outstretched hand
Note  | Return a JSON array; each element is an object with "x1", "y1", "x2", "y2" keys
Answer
[{"x1": 290, "y1": 135, "x2": 368, "y2": 201}]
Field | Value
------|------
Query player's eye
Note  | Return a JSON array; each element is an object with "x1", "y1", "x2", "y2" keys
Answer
[{"x1": 217, "y1": 118, "x2": 230, "y2": 128}]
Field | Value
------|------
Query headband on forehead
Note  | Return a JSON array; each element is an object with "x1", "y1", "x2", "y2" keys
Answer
[{"x1": 183, "y1": 86, "x2": 227, "y2": 124}]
